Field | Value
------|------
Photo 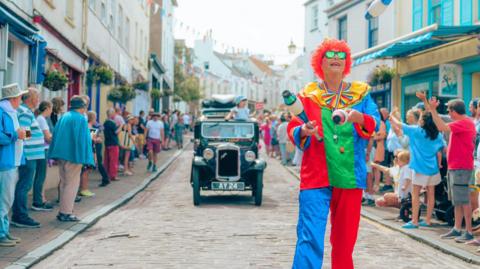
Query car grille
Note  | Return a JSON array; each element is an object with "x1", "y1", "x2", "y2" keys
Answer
[{"x1": 217, "y1": 148, "x2": 239, "y2": 177}]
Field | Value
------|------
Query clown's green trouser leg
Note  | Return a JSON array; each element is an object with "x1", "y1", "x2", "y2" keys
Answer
[{"x1": 292, "y1": 188, "x2": 331, "y2": 269}]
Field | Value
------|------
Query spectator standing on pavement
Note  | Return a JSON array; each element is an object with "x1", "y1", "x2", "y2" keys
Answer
[
  {"x1": 277, "y1": 115, "x2": 289, "y2": 165},
  {"x1": 103, "y1": 108, "x2": 120, "y2": 182},
  {"x1": 119, "y1": 115, "x2": 136, "y2": 176},
  {"x1": 90, "y1": 112, "x2": 110, "y2": 187},
  {"x1": 261, "y1": 118, "x2": 272, "y2": 156},
  {"x1": 373, "y1": 117, "x2": 388, "y2": 192},
  {"x1": 136, "y1": 110, "x2": 147, "y2": 159},
  {"x1": 183, "y1": 113, "x2": 191, "y2": 132},
  {"x1": 162, "y1": 114, "x2": 171, "y2": 150},
  {"x1": 469, "y1": 99, "x2": 480, "y2": 214},
  {"x1": 48, "y1": 97, "x2": 65, "y2": 128},
  {"x1": 12, "y1": 88, "x2": 44, "y2": 228},
  {"x1": 78, "y1": 111, "x2": 100, "y2": 197},
  {"x1": 49, "y1": 97, "x2": 94, "y2": 222},
  {"x1": 0, "y1": 84, "x2": 27, "y2": 247},
  {"x1": 419, "y1": 94, "x2": 476, "y2": 243},
  {"x1": 174, "y1": 116, "x2": 185, "y2": 149},
  {"x1": 390, "y1": 109, "x2": 444, "y2": 228},
  {"x1": 114, "y1": 107, "x2": 125, "y2": 127},
  {"x1": 146, "y1": 112, "x2": 165, "y2": 172},
  {"x1": 32, "y1": 101, "x2": 54, "y2": 212}
]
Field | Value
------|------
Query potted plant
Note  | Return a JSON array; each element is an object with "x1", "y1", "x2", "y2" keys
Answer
[
  {"x1": 43, "y1": 70, "x2": 69, "y2": 91},
  {"x1": 379, "y1": 66, "x2": 396, "y2": 90},
  {"x1": 150, "y1": 88, "x2": 163, "y2": 99},
  {"x1": 94, "y1": 66, "x2": 113, "y2": 85},
  {"x1": 107, "y1": 85, "x2": 136, "y2": 104}
]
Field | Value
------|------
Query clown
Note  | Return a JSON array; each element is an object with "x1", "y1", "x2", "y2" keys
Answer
[{"x1": 288, "y1": 39, "x2": 380, "y2": 269}]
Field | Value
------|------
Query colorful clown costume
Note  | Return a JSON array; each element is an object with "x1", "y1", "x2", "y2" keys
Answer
[{"x1": 288, "y1": 81, "x2": 380, "y2": 269}]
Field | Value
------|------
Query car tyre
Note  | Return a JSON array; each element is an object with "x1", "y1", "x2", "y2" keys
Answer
[
  {"x1": 254, "y1": 172, "x2": 263, "y2": 206},
  {"x1": 192, "y1": 167, "x2": 201, "y2": 206}
]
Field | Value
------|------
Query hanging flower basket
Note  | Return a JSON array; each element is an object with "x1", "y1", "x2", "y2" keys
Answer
[
  {"x1": 133, "y1": 81, "x2": 149, "y2": 91},
  {"x1": 150, "y1": 88, "x2": 163, "y2": 99},
  {"x1": 43, "y1": 70, "x2": 68, "y2": 91},
  {"x1": 107, "y1": 85, "x2": 136, "y2": 104},
  {"x1": 95, "y1": 66, "x2": 114, "y2": 85}
]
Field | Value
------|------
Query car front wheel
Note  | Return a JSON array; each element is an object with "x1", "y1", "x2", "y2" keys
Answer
[
  {"x1": 192, "y1": 167, "x2": 201, "y2": 206},
  {"x1": 254, "y1": 171, "x2": 263, "y2": 206}
]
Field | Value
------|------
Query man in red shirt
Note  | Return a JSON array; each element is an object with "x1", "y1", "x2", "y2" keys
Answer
[{"x1": 419, "y1": 93, "x2": 475, "y2": 243}]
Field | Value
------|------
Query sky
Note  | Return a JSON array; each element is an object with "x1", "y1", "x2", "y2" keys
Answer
[{"x1": 174, "y1": 0, "x2": 305, "y2": 65}]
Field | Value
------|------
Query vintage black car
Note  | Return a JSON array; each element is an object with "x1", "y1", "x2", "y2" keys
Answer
[{"x1": 191, "y1": 95, "x2": 267, "y2": 206}]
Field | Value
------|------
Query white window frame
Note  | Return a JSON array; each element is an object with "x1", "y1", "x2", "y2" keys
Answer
[
  {"x1": 311, "y1": 5, "x2": 319, "y2": 31},
  {"x1": 100, "y1": 1, "x2": 107, "y2": 25},
  {"x1": 125, "y1": 17, "x2": 130, "y2": 51}
]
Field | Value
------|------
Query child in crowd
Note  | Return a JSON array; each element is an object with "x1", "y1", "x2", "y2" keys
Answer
[{"x1": 372, "y1": 150, "x2": 412, "y2": 208}]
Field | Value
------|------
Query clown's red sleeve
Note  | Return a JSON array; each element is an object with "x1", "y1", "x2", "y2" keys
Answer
[{"x1": 287, "y1": 116, "x2": 311, "y2": 150}]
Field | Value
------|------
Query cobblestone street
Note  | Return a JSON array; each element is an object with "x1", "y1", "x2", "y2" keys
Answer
[{"x1": 32, "y1": 146, "x2": 479, "y2": 269}]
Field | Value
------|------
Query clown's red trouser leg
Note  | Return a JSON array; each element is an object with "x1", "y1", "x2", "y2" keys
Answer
[{"x1": 329, "y1": 188, "x2": 363, "y2": 269}]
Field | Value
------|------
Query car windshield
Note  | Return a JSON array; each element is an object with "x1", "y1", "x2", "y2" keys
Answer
[{"x1": 202, "y1": 122, "x2": 254, "y2": 139}]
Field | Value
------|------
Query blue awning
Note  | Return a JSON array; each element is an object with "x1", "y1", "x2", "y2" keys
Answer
[
  {"x1": 354, "y1": 25, "x2": 480, "y2": 66},
  {"x1": 0, "y1": 5, "x2": 38, "y2": 42}
]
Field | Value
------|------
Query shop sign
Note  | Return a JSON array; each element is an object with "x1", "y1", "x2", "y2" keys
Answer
[{"x1": 439, "y1": 64, "x2": 462, "y2": 97}]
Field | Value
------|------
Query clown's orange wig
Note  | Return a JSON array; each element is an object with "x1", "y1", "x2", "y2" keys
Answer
[{"x1": 311, "y1": 39, "x2": 352, "y2": 80}]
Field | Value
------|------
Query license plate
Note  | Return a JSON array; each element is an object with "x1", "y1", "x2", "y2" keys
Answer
[{"x1": 211, "y1": 182, "x2": 245, "y2": 191}]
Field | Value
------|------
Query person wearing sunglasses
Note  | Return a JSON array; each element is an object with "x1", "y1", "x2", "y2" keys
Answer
[{"x1": 287, "y1": 38, "x2": 380, "y2": 269}]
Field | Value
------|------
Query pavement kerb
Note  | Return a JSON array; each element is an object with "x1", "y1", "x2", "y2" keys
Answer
[
  {"x1": 5, "y1": 145, "x2": 188, "y2": 269},
  {"x1": 282, "y1": 164, "x2": 480, "y2": 265}
]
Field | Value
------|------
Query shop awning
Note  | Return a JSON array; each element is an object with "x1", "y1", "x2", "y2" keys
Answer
[
  {"x1": 0, "y1": 5, "x2": 38, "y2": 43},
  {"x1": 353, "y1": 25, "x2": 480, "y2": 66}
]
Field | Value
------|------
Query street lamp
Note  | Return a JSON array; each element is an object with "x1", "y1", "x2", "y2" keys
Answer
[{"x1": 288, "y1": 40, "x2": 297, "y2": 55}]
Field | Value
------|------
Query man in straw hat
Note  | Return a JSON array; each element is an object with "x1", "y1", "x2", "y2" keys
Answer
[
  {"x1": 0, "y1": 83, "x2": 27, "y2": 247},
  {"x1": 49, "y1": 96, "x2": 94, "y2": 222}
]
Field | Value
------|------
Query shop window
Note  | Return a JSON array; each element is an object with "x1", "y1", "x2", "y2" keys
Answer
[
  {"x1": 404, "y1": 82, "x2": 429, "y2": 114},
  {"x1": 368, "y1": 16, "x2": 379, "y2": 48},
  {"x1": 338, "y1": 16, "x2": 348, "y2": 42}
]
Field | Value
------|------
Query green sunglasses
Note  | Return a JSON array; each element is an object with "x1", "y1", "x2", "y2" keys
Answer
[{"x1": 324, "y1": 51, "x2": 347, "y2": 60}]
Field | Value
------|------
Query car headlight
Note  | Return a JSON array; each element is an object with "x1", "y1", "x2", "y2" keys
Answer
[
  {"x1": 203, "y1": 148, "x2": 214, "y2": 160},
  {"x1": 245, "y1": 151, "x2": 256, "y2": 162}
]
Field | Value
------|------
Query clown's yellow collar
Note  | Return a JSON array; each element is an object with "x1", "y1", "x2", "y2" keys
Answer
[{"x1": 299, "y1": 81, "x2": 371, "y2": 110}]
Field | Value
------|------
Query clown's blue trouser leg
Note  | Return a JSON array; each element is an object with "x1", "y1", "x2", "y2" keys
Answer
[{"x1": 292, "y1": 187, "x2": 332, "y2": 269}]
